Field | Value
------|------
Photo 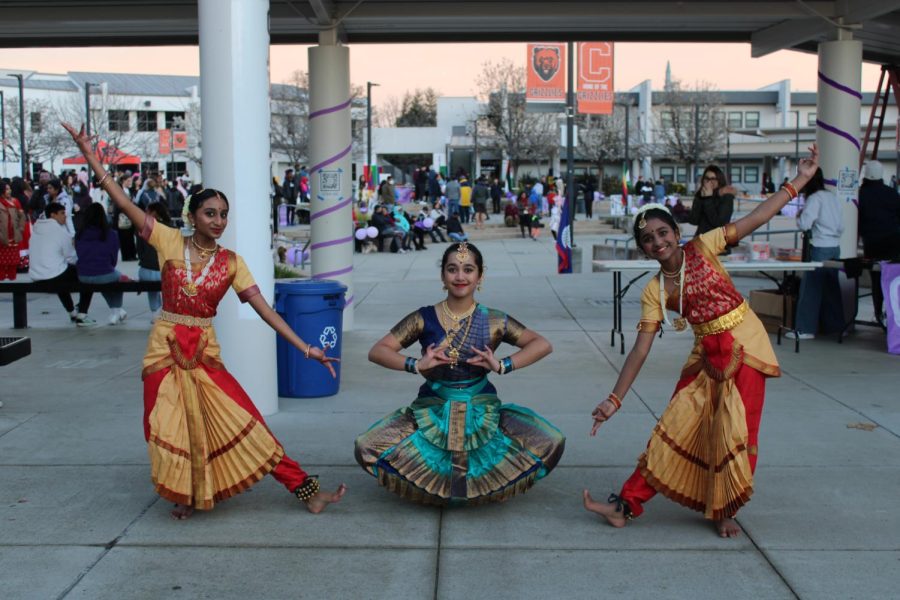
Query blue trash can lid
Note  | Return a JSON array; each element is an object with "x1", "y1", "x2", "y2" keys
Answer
[{"x1": 275, "y1": 278, "x2": 348, "y2": 295}]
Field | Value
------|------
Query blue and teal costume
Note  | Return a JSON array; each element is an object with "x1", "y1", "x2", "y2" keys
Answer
[{"x1": 354, "y1": 305, "x2": 565, "y2": 505}]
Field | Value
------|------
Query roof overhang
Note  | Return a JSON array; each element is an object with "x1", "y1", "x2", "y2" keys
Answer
[{"x1": 0, "y1": 1, "x2": 898, "y2": 65}]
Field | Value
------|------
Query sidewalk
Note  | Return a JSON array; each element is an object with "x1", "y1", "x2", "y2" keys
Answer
[{"x1": 1, "y1": 235, "x2": 898, "y2": 599}]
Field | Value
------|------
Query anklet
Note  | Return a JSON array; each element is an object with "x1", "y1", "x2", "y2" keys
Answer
[
  {"x1": 607, "y1": 493, "x2": 634, "y2": 520},
  {"x1": 293, "y1": 476, "x2": 320, "y2": 503}
]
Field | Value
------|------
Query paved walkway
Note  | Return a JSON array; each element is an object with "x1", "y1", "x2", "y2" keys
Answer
[{"x1": 2, "y1": 234, "x2": 898, "y2": 599}]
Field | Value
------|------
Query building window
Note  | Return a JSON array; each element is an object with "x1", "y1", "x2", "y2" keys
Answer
[
  {"x1": 745, "y1": 111, "x2": 760, "y2": 128},
  {"x1": 660, "y1": 111, "x2": 674, "y2": 128},
  {"x1": 108, "y1": 110, "x2": 130, "y2": 132},
  {"x1": 659, "y1": 166, "x2": 674, "y2": 182},
  {"x1": 727, "y1": 111, "x2": 743, "y2": 129},
  {"x1": 164, "y1": 111, "x2": 185, "y2": 129},
  {"x1": 166, "y1": 161, "x2": 188, "y2": 179},
  {"x1": 136, "y1": 111, "x2": 157, "y2": 132},
  {"x1": 730, "y1": 165, "x2": 742, "y2": 183},
  {"x1": 676, "y1": 166, "x2": 687, "y2": 183},
  {"x1": 807, "y1": 112, "x2": 817, "y2": 126},
  {"x1": 744, "y1": 166, "x2": 759, "y2": 184},
  {"x1": 30, "y1": 112, "x2": 42, "y2": 133}
]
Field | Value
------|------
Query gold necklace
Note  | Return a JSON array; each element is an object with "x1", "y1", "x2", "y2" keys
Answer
[
  {"x1": 191, "y1": 236, "x2": 218, "y2": 260},
  {"x1": 440, "y1": 300, "x2": 476, "y2": 334},
  {"x1": 659, "y1": 249, "x2": 684, "y2": 278},
  {"x1": 444, "y1": 306, "x2": 476, "y2": 369}
]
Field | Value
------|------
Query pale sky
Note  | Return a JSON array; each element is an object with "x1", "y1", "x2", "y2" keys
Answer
[{"x1": 2, "y1": 42, "x2": 883, "y2": 109}]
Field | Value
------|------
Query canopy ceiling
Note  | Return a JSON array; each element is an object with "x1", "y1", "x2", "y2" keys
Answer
[{"x1": 1, "y1": 1, "x2": 899, "y2": 65}]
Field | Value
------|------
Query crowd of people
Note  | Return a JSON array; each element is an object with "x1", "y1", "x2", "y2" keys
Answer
[{"x1": 1, "y1": 166, "x2": 196, "y2": 325}]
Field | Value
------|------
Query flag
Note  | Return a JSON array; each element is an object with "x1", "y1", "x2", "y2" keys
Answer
[
  {"x1": 556, "y1": 195, "x2": 572, "y2": 274},
  {"x1": 621, "y1": 163, "x2": 630, "y2": 207},
  {"x1": 505, "y1": 161, "x2": 513, "y2": 191}
]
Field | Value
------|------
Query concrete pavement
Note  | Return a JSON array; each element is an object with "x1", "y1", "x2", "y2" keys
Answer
[{"x1": 1, "y1": 233, "x2": 898, "y2": 599}]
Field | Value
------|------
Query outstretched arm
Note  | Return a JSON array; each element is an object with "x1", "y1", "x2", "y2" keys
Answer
[
  {"x1": 591, "y1": 330, "x2": 656, "y2": 435},
  {"x1": 62, "y1": 122, "x2": 147, "y2": 233},
  {"x1": 731, "y1": 144, "x2": 819, "y2": 242},
  {"x1": 246, "y1": 293, "x2": 339, "y2": 377}
]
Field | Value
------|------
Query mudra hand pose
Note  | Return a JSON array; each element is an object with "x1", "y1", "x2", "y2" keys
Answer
[
  {"x1": 356, "y1": 242, "x2": 565, "y2": 505},
  {"x1": 584, "y1": 145, "x2": 820, "y2": 538},
  {"x1": 63, "y1": 123, "x2": 346, "y2": 519}
]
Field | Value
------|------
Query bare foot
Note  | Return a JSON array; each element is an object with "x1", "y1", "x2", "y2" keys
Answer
[
  {"x1": 582, "y1": 489, "x2": 627, "y2": 528},
  {"x1": 304, "y1": 483, "x2": 347, "y2": 514},
  {"x1": 716, "y1": 517, "x2": 741, "y2": 538},
  {"x1": 170, "y1": 504, "x2": 194, "y2": 520}
]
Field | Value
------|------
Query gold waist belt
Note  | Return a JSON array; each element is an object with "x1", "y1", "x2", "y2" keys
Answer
[
  {"x1": 159, "y1": 310, "x2": 213, "y2": 328},
  {"x1": 691, "y1": 301, "x2": 748, "y2": 338}
]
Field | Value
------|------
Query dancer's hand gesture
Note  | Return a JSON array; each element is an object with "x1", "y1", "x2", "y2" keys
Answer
[
  {"x1": 797, "y1": 143, "x2": 819, "y2": 179},
  {"x1": 307, "y1": 345, "x2": 340, "y2": 378},
  {"x1": 417, "y1": 343, "x2": 450, "y2": 372},
  {"x1": 467, "y1": 345, "x2": 500, "y2": 373},
  {"x1": 590, "y1": 399, "x2": 618, "y2": 436},
  {"x1": 61, "y1": 122, "x2": 95, "y2": 154}
]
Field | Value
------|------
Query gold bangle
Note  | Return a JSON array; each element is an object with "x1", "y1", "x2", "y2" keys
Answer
[
  {"x1": 304, "y1": 345, "x2": 312, "y2": 359},
  {"x1": 97, "y1": 172, "x2": 111, "y2": 187}
]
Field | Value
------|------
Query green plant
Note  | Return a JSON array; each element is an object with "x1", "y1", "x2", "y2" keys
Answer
[{"x1": 275, "y1": 264, "x2": 301, "y2": 279}]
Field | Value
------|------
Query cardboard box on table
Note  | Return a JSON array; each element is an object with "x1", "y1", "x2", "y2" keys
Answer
[{"x1": 749, "y1": 289, "x2": 795, "y2": 333}]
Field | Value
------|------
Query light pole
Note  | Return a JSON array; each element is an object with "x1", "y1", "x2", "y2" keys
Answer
[
  {"x1": 366, "y1": 81, "x2": 379, "y2": 189},
  {"x1": 9, "y1": 74, "x2": 26, "y2": 178},
  {"x1": 1, "y1": 90, "x2": 5, "y2": 164},
  {"x1": 84, "y1": 82, "x2": 99, "y2": 179}
]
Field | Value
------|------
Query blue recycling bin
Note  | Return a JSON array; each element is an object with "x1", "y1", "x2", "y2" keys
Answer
[{"x1": 275, "y1": 279, "x2": 347, "y2": 397}]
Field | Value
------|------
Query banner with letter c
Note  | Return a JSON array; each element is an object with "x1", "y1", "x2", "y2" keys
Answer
[
  {"x1": 577, "y1": 42, "x2": 614, "y2": 115},
  {"x1": 526, "y1": 43, "x2": 566, "y2": 103}
]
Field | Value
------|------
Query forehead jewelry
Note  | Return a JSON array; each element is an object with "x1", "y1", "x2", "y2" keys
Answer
[{"x1": 456, "y1": 242, "x2": 470, "y2": 263}]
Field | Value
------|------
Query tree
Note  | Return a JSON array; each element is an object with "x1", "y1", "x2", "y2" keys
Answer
[
  {"x1": 577, "y1": 107, "x2": 645, "y2": 186},
  {"x1": 172, "y1": 100, "x2": 202, "y2": 169},
  {"x1": 53, "y1": 89, "x2": 147, "y2": 170},
  {"x1": 270, "y1": 70, "x2": 309, "y2": 167},
  {"x1": 653, "y1": 80, "x2": 725, "y2": 188},
  {"x1": 395, "y1": 88, "x2": 438, "y2": 127},
  {"x1": 3, "y1": 97, "x2": 73, "y2": 170},
  {"x1": 373, "y1": 95, "x2": 403, "y2": 128},
  {"x1": 474, "y1": 58, "x2": 558, "y2": 186}
]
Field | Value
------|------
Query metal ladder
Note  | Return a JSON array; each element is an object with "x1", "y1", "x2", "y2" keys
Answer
[{"x1": 859, "y1": 64, "x2": 900, "y2": 168}]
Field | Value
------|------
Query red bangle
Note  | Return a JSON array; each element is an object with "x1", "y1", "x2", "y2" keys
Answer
[
  {"x1": 607, "y1": 392, "x2": 622, "y2": 410},
  {"x1": 781, "y1": 182, "x2": 798, "y2": 200}
]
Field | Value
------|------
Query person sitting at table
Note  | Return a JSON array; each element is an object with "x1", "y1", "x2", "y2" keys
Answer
[
  {"x1": 583, "y1": 144, "x2": 820, "y2": 539},
  {"x1": 789, "y1": 167, "x2": 844, "y2": 340}
]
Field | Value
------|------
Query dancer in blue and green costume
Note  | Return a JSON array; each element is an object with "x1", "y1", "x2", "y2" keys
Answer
[{"x1": 355, "y1": 242, "x2": 565, "y2": 505}]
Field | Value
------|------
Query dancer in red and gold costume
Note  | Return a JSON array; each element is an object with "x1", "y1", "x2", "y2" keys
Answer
[
  {"x1": 0, "y1": 180, "x2": 28, "y2": 280},
  {"x1": 584, "y1": 145, "x2": 820, "y2": 538},
  {"x1": 64, "y1": 123, "x2": 346, "y2": 519}
]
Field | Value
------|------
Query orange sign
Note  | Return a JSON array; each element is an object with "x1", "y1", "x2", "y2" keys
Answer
[
  {"x1": 526, "y1": 43, "x2": 566, "y2": 103},
  {"x1": 158, "y1": 129, "x2": 171, "y2": 155},
  {"x1": 172, "y1": 131, "x2": 188, "y2": 151},
  {"x1": 159, "y1": 129, "x2": 188, "y2": 154},
  {"x1": 577, "y1": 42, "x2": 614, "y2": 115}
]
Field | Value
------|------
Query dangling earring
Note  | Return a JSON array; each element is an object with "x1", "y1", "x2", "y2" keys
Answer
[
  {"x1": 442, "y1": 283, "x2": 448, "y2": 291},
  {"x1": 477, "y1": 280, "x2": 483, "y2": 292}
]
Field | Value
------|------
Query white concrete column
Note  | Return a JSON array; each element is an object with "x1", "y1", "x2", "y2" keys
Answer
[
  {"x1": 308, "y1": 31, "x2": 354, "y2": 329},
  {"x1": 199, "y1": 0, "x2": 278, "y2": 415},
  {"x1": 816, "y1": 38, "x2": 862, "y2": 258}
]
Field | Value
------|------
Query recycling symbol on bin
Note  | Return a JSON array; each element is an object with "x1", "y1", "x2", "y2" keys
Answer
[{"x1": 319, "y1": 326, "x2": 338, "y2": 349}]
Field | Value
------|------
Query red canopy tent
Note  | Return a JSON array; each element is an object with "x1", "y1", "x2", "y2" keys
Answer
[{"x1": 62, "y1": 140, "x2": 141, "y2": 166}]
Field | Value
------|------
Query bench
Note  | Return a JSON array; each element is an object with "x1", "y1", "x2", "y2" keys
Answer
[
  {"x1": 0, "y1": 336, "x2": 31, "y2": 365},
  {"x1": 0, "y1": 280, "x2": 161, "y2": 329}
]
